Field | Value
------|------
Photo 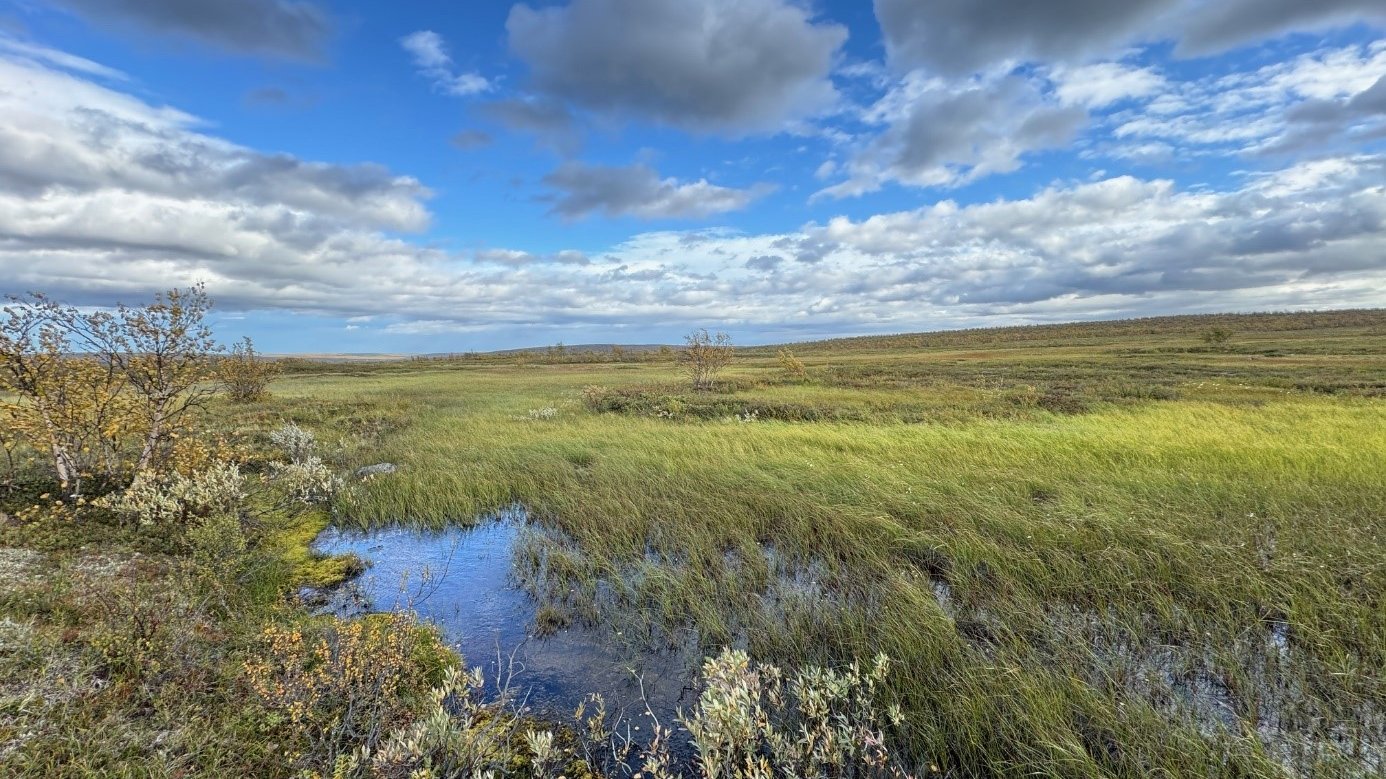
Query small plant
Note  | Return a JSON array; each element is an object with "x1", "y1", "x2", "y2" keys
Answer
[
  {"x1": 1201, "y1": 326, "x2": 1234, "y2": 345},
  {"x1": 243, "y1": 613, "x2": 439, "y2": 772},
  {"x1": 528, "y1": 407, "x2": 560, "y2": 420},
  {"x1": 682, "y1": 329, "x2": 734, "y2": 391},
  {"x1": 219, "y1": 336, "x2": 279, "y2": 403},
  {"x1": 269, "y1": 421, "x2": 317, "y2": 463},
  {"x1": 679, "y1": 648, "x2": 910, "y2": 779},
  {"x1": 777, "y1": 348, "x2": 807, "y2": 381},
  {"x1": 96, "y1": 461, "x2": 247, "y2": 526},
  {"x1": 270, "y1": 456, "x2": 341, "y2": 506},
  {"x1": 581, "y1": 385, "x2": 612, "y2": 412}
]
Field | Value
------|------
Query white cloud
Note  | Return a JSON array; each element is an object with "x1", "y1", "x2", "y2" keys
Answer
[
  {"x1": 1053, "y1": 62, "x2": 1165, "y2": 109},
  {"x1": 819, "y1": 73, "x2": 1086, "y2": 197},
  {"x1": 0, "y1": 34, "x2": 128, "y2": 80},
  {"x1": 1, "y1": 45, "x2": 1383, "y2": 343},
  {"x1": 400, "y1": 30, "x2": 491, "y2": 97},
  {"x1": 1109, "y1": 42, "x2": 1386, "y2": 155}
]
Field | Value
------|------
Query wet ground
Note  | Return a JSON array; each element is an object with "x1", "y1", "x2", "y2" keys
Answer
[{"x1": 308, "y1": 506, "x2": 700, "y2": 729}]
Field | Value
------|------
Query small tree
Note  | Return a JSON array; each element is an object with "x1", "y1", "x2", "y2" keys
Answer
[
  {"x1": 106, "y1": 285, "x2": 219, "y2": 471},
  {"x1": 220, "y1": 336, "x2": 279, "y2": 403},
  {"x1": 1201, "y1": 326, "x2": 1233, "y2": 346},
  {"x1": 777, "y1": 348, "x2": 806, "y2": 381},
  {"x1": 682, "y1": 329, "x2": 734, "y2": 390},
  {"x1": 0, "y1": 294, "x2": 136, "y2": 493}
]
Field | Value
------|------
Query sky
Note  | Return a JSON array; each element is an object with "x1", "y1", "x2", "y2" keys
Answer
[{"x1": 0, "y1": 0, "x2": 1383, "y2": 353}]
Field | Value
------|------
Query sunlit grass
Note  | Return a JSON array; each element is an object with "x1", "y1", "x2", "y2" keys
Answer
[{"x1": 256, "y1": 319, "x2": 1386, "y2": 777}]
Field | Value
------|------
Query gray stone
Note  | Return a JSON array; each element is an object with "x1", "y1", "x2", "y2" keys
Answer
[{"x1": 354, "y1": 463, "x2": 398, "y2": 479}]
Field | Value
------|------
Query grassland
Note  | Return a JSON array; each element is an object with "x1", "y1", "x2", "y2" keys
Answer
[
  {"x1": 3, "y1": 309, "x2": 1384, "y2": 777},
  {"x1": 270, "y1": 310, "x2": 1385, "y2": 777}
]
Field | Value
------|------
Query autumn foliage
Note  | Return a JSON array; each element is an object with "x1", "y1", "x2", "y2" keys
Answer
[{"x1": 0, "y1": 286, "x2": 220, "y2": 494}]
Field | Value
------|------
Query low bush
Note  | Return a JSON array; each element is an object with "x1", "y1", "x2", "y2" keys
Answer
[
  {"x1": 269, "y1": 421, "x2": 317, "y2": 464},
  {"x1": 242, "y1": 613, "x2": 440, "y2": 772},
  {"x1": 269, "y1": 456, "x2": 341, "y2": 506},
  {"x1": 95, "y1": 461, "x2": 247, "y2": 526}
]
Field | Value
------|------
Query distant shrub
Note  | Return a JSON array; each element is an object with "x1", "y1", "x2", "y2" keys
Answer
[
  {"x1": 777, "y1": 348, "x2": 807, "y2": 381},
  {"x1": 682, "y1": 329, "x2": 734, "y2": 390},
  {"x1": 219, "y1": 336, "x2": 279, "y2": 403},
  {"x1": 581, "y1": 385, "x2": 613, "y2": 412},
  {"x1": 1201, "y1": 326, "x2": 1234, "y2": 345},
  {"x1": 1109, "y1": 382, "x2": 1180, "y2": 401}
]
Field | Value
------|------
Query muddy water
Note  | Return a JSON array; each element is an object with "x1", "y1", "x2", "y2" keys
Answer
[{"x1": 309, "y1": 506, "x2": 699, "y2": 728}]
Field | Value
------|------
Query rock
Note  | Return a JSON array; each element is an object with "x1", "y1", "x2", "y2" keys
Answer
[{"x1": 354, "y1": 463, "x2": 398, "y2": 479}]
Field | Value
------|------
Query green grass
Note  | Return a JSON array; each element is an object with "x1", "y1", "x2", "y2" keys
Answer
[
  {"x1": 2, "y1": 309, "x2": 1383, "y2": 777},
  {"x1": 274, "y1": 311, "x2": 1385, "y2": 777}
]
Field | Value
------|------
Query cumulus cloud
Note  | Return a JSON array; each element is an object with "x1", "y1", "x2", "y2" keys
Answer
[
  {"x1": 872, "y1": 0, "x2": 1384, "y2": 74},
  {"x1": 0, "y1": 57, "x2": 429, "y2": 227},
  {"x1": 804, "y1": 156, "x2": 1386, "y2": 308},
  {"x1": 1053, "y1": 62, "x2": 1166, "y2": 109},
  {"x1": 541, "y1": 162, "x2": 770, "y2": 220},
  {"x1": 506, "y1": 0, "x2": 846, "y2": 135},
  {"x1": 1109, "y1": 42, "x2": 1386, "y2": 156},
  {"x1": 400, "y1": 30, "x2": 490, "y2": 96},
  {"x1": 1174, "y1": 0, "x2": 1386, "y2": 58},
  {"x1": 820, "y1": 75, "x2": 1086, "y2": 197},
  {"x1": 50, "y1": 0, "x2": 332, "y2": 60},
  {"x1": 474, "y1": 248, "x2": 591, "y2": 266},
  {"x1": 1, "y1": 44, "x2": 1383, "y2": 344},
  {"x1": 874, "y1": 0, "x2": 1164, "y2": 75},
  {"x1": 745, "y1": 255, "x2": 783, "y2": 272}
]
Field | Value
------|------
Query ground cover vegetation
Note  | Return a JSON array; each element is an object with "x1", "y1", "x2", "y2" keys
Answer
[{"x1": 1, "y1": 302, "x2": 1383, "y2": 777}]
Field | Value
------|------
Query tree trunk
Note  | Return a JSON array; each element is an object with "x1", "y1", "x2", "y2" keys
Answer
[{"x1": 137, "y1": 413, "x2": 163, "y2": 472}]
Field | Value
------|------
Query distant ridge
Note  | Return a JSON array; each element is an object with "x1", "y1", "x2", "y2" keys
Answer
[{"x1": 272, "y1": 309, "x2": 1383, "y2": 361}]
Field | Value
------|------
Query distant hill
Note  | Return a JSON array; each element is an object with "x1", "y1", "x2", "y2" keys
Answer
[
  {"x1": 744, "y1": 309, "x2": 1386, "y2": 355},
  {"x1": 470, "y1": 343, "x2": 670, "y2": 356},
  {"x1": 274, "y1": 309, "x2": 1384, "y2": 363}
]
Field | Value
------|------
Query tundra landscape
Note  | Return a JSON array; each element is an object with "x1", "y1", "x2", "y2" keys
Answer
[
  {"x1": 2, "y1": 303, "x2": 1383, "y2": 777},
  {"x1": 2, "y1": 0, "x2": 1385, "y2": 777}
]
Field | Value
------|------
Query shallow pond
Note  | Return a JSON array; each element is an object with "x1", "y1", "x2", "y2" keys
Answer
[{"x1": 309, "y1": 506, "x2": 699, "y2": 729}]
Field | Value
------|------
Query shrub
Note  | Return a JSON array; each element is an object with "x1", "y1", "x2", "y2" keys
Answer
[
  {"x1": 1201, "y1": 326, "x2": 1234, "y2": 345},
  {"x1": 269, "y1": 421, "x2": 317, "y2": 464},
  {"x1": 581, "y1": 385, "x2": 613, "y2": 412},
  {"x1": 242, "y1": 614, "x2": 438, "y2": 772},
  {"x1": 220, "y1": 336, "x2": 279, "y2": 403},
  {"x1": 777, "y1": 348, "x2": 807, "y2": 381},
  {"x1": 679, "y1": 648, "x2": 909, "y2": 779},
  {"x1": 186, "y1": 511, "x2": 248, "y2": 579},
  {"x1": 682, "y1": 329, "x2": 734, "y2": 390},
  {"x1": 95, "y1": 461, "x2": 247, "y2": 526},
  {"x1": 270, "y1": 456, "x2": 341, "y2": 506}
]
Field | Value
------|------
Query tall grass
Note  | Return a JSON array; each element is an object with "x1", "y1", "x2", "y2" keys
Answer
[{"x1": 257, "y1": 321, "x2": 1386, "y2": 777}]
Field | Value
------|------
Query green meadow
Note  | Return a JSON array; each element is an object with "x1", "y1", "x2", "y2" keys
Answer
[
  {"x1": 275, "y1": 310, "x2": 1385, "y2": 777},
  {"x1": 2, "y1": 309, "x2": 1383, "y2": 777}
]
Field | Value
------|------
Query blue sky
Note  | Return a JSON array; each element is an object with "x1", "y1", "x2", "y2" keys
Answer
[{"x1": 1, "y1": 0, "x2": 1384, "y2": 352}]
